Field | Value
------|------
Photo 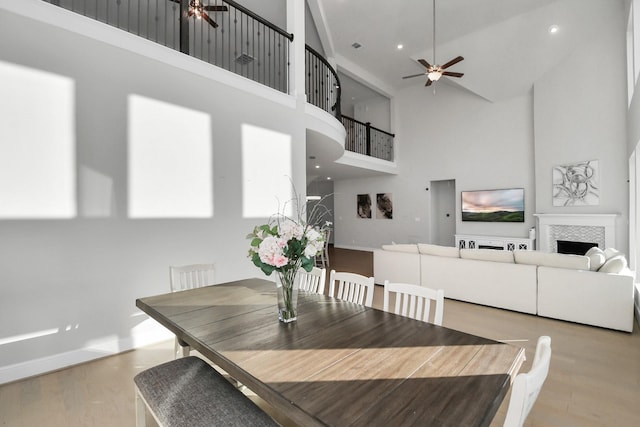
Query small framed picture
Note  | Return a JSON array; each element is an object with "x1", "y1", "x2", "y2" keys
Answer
[
  {"x1": 376, "y1": 193, "x2": 393, "y2": 219},
  {"x1": 356, "y1": 194, "x2": 372, "y2": 218}
]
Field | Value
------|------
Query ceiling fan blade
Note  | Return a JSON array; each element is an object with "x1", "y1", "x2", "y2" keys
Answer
[
  {"x1": 440, "y1": 56, "x2": 464, "y2": 70},
  {"x1": 425, "y1": 79, "x2": 433, "y2": 87},
  {"x1": 442, "y1": 71, "x2": 464, "y2": 78},
  {"x1": 418, "y1": 59, "x2": 432, "y2": 69},
  {"x1": 203, "y1": 5, "x2": 229, "y2": 11},
  {"x1": 402, "y1": 73, "x2": 426, "y2": 79},
  {"x1": 201, "y1": 12, "x2": 219, "y2": 28}
]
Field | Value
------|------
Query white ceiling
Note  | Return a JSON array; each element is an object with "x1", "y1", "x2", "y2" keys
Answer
[{"x1": 306, "y1": 0, "x2": 627, "y2": 182}]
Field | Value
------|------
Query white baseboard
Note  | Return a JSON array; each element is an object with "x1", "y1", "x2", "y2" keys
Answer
[{"x1": 0, "y1": 321, "x2": 173, "y2": 385}]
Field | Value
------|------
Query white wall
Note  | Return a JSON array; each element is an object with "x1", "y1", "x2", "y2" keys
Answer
[
  {"x1": 335, "y1": 87, "x2": 535, "y2": 250},
  {"x1": 0, "y1": 4, "x2": 307, "y2": 382},
  {"x1": 354, "y1": 97, "x2": 391, "y2": 133},
  {"x1": 534, "y1": 2, "x2": 629, "y2": 255}
]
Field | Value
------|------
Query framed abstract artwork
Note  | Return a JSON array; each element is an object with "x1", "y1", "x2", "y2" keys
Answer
[
  {"x1": 357, "y1": 194, "x2": 372, "y2": 218},
  {"x1": 552, "y1": 160, "x2": 599, "y2": 206},
  {"x1": 376, "y1": 193, "x2": 393, "y2": 219}
]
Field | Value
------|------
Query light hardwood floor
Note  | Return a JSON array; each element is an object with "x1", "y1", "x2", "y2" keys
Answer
[{"x1": 1, "y1": 247, "x2": 639, "y2": 426}]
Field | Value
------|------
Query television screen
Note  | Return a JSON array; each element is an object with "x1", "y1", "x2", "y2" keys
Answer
[{"x1": 461, "y1": 188, "x2": 524, "y2": 222}]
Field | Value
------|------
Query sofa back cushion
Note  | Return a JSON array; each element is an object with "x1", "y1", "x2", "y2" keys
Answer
[
  {"x1": 460, "y1": 248, "x2": 514, "y2": 263},
  {"x1": 418, "y1": 244, "x2": 460, "y2": 258},
  {"x1": 381, "y1": 244, "x2": 419, "y2": 254},
  {"x1": 514, "y1": 250, "x2": 590, "y2": 270}
]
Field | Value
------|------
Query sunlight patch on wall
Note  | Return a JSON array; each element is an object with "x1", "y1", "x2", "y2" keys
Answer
[
  {"x1": 242, "y1": 124, "x2": 293, "y2": 218},
  {"x1": 128, "y1": 95, "x2": 212, "y2": 218},
  {"x1": 0, "y1": 328, "x2": 60, "y2": 346},
  {"x1": 0, "y1": 60, "x2": 76, "y2": 219}
]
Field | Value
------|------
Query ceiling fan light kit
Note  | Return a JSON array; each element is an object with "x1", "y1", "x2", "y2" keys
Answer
[
  {"x1": 402, "y1": 0, "x2": 464, "y2": 87},
  {"x1": 171, "y1": 0, "x2": 228, "y2": 29}
]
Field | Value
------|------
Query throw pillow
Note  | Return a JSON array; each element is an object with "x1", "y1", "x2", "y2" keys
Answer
[
  {"x1": 585, "y1": 247, "x2": 606, "y2": 271},
  {"x1": 598, "y1": 254, "x2": 627, "y2": 274},
  {"x1": 604, "y1": 247, "x2": 621, "y2": 260}
]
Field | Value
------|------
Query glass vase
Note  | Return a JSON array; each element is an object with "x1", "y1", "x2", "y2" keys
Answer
[{"x1": 276, "y1": 270, "x2": 299, "y2": 323}]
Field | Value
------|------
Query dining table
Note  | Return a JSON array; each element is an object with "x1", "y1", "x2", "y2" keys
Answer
[{"x1": 136, "y1": 278, "x2": 525, "y2": 427}]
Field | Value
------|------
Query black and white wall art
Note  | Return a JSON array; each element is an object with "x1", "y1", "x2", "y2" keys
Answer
[
  {"x1": 552, "y1": 160, "x2": 599, "y2": 206},
  {"x1": 376, "y1": 193, "x2": 393, "y2": 219},
  {"x1": 357, "y1": 194, "x2": 372, "y2": 218}
]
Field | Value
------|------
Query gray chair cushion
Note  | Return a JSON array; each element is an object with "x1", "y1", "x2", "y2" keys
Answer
[{"x1": 134, "y1": 356, "x2": 279, "y2": 427}]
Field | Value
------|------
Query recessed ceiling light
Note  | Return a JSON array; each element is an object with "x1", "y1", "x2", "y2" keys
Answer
[
  {"x1": 315, "y1": 165, "x2": 320, "y2": 169},
  {"x1": 327, "y1": 177, "x2": 332, "y2": 180},
  {"x1": 548, "y1": 25, "x2": 559, "y2": 34},
  {"x1": 397, "y1": 44, "x2": 403, "y2": 50}
]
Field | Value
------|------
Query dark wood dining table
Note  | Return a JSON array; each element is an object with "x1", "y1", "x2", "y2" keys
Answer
[{"x1": 136, "y1": 278, "x2": 525, "y2": 427}]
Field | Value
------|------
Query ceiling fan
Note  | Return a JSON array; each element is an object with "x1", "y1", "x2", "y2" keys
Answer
[
  {"x1": 169, "y1": 0, "x2": 228, "y2": 29},
  {"x1": 402, "y1": 0, "x2": 464, "y2": 86}
]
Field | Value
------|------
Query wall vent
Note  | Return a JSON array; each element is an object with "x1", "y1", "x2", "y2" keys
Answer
[{"x1": 235, "y1": 53, "x2": 255, "y2": 65}]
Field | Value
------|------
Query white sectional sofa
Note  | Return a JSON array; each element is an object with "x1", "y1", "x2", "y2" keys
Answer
[{"x1": 374, "y1": 243, "x2": 635, "y2": 332}]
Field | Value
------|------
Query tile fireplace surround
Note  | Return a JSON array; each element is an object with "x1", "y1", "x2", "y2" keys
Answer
[{"x1": 534, "y1": 213, "x2": 617, "y2": 253}]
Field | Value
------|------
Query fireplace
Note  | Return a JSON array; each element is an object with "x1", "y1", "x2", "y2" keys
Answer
[
  {"x1": 534, "y1": 214, "x2": 617, "y2": 253},
  {"x1": 556, "y1": 240, "x2": 598, "y2": 255}
]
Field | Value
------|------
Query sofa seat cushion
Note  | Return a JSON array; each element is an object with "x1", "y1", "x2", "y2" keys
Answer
[
  {"x1": 585, "y1": 247, "x2": 606, "y2": 271},
  {"x1": 460, "y1": 248, "x2": 514, "y2": 263},
  {"x1": 514, "y1": 250, "x2": 589, "y2": 270},
  {"x1": 418, "y1": 243, "x2": 460, "y2": 258},
  {"x1": 381, "y1": 244, "x2": 419, "y2": 253}
]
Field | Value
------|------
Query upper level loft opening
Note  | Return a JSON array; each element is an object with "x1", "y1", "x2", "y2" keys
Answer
[{"x1": 41, "y1": 0, "x2": 394, "y2": 165}]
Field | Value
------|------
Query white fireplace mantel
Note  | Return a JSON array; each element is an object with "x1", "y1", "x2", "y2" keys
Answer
[{"x1": 533, "y1": 213, "x2": 618, "y2": 252}]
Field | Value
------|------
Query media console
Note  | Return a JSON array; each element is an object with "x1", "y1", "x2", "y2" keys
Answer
[{"x1": 455, "y1": 234, "x2": 535, "y2": 251}]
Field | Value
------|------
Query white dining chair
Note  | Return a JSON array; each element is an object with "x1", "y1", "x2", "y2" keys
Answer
[
  {"x1": 169, "y1": 263, "x2": 215, "y2": 358},
  {"x1": 328, "y1": 270, "x2": 375, "y2": 307},
  {"x1": 383, "y1": 281, "x2": 444, "y2": 326},
  {"x1": 169, "y1": 263, "x2": 216, "y2": 292},
  {"x1": 503, "y1": 336, "x2": 552, "y2": 427},
  {"x1": 298, "y1": 267, "x2": 326, "y2": 294},
  {"x1": 315, "y1": 228, "x2": 331, "y2": 268}
]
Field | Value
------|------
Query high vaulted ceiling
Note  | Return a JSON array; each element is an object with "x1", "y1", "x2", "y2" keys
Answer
[
  {"x1": 312, "y1": 0, "x2": 624, "y2": 101},
  {"x1": 305, "y1": 0, "x2": 626, "y2": 184}
]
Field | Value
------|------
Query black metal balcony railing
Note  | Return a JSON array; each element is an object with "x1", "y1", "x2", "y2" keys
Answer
[
  {"x1": 43, "y1": 0, "x2": 292, "y2": 93},
  {"x1": 42, "y1": 1, "x2": 393, "y2": 162},
  {"x1": 305, "y1": 44, "x2": 341, "y2": 120},
  {"x1": 341, "y1": 115, "x2": 394, "y2": 161}
]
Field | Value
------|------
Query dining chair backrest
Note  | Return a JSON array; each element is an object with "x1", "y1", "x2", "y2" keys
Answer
[
  {"x1": 328, "y1": 270, "x2": 375, "y2": 307},
  {"x1": 169, "y1": 263, "x2": 216, "y2": 359},
  {"x1": 503, "y1": 336, "x2": 552, "y2": 427},
  {"x1": 382, "y1": 281, "x2": 444, "y2": 326},
  {"x1": 298, "y1": 267, "x2": 326, "y2": 294},
  {"x1": 170, "y1": 263, "x2": 215, "y2": 292}
]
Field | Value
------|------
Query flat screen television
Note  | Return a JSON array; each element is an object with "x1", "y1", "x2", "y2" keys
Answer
[{"x1": 461, "y1": 188, "x2": 525, "y2": 222}]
